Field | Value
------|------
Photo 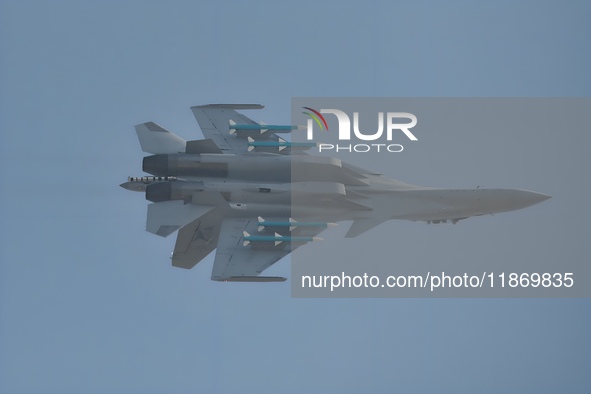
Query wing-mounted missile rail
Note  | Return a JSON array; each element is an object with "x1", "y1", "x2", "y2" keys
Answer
[
  {"x1": 229, "y1": 119, "x2": 305, "y2": 135},
  {"x1": 246, "y1": 136, "x2": 316, "y2": 152},
  {"x1": 242, "y1": 231, "x2": 323, "y2": 247},
  {"x1": 247, "y1": 137, "x2": 318, "y2": 152},
  {"x1": 257, "y1": 216, "x2": 337, "y2": 232}
]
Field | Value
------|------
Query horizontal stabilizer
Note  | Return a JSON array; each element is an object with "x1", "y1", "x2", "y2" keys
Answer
[
  {"x1": 219, "y1": 276, "x2": 287, "y2": 282},
  {"x1": 147, "y1": 200, "x2": 214, "y2": 237},
  {"x1": 345, "y1": 218, "x2": 387, "y2": 238},
  {"x1": 185, "y1": 139, "x2": 223, "y2": 154},
  {"x1": 135, "y1": 122, "x2": 186, "y2": 154},
  {"x1": 171, "y1": 208, "x2": 223, "y2": 269}
]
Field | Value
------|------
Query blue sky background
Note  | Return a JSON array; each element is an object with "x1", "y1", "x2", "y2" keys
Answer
[{"x1": 0, "y1": 1, "x2": 589, "y2": 393}]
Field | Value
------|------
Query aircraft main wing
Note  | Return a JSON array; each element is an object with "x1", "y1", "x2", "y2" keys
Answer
[
  {"x1": 190, "y1": 104, "x2": 295, "y2": 155},
  {"x1": 210, "y1": 218, "x2": 290, "y2": 282},
  {"x1": 168, "y1": 211, "x2": 327, "y2": 280},
  {"x1": 208, "y1": 217, "x2": 329, "y2": 282}
]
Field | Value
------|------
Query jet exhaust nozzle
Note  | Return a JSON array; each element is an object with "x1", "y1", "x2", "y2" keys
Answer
[
  {"x1": 143, "y1": 154, "x2": 170, "y2": 176},
  {"x1": 145, "y1": 180, "x2": 205, "y2": 202},
  {"x1": 145, "y1": 181, "x2": 173, "y2": 203}
]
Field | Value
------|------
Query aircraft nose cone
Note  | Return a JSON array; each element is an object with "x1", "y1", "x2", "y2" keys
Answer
[
  {"x1": 474, "y1": 189, "x2": 551, "y2": 214},
  {"x1": 530, "y1": 192, "x2": 551, "y2": 204},
  {"x1": 522, "y1": 191, "x2": 552, "y2": 205},
  {"x1": 510, "y1": 190, "x2": 551, "y2": 209}
]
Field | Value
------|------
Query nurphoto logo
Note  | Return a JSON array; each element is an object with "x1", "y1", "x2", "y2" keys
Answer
[{"x1": 302, "y1": 107, "x2": 418, "y2": 153}]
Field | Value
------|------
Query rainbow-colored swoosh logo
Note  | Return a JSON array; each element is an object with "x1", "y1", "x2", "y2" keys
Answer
[{"x1": 302, "y1": 107, "x2": 329, "y2": 131}]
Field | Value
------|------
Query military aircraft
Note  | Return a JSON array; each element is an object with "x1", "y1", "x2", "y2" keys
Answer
[{"x1": 120, "y1": 104, "x2": 550, "y2": 282}]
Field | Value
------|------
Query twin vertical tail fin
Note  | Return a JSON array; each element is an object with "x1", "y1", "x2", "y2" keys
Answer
[{"x1": 135, "y1": 122, "x2": 186, "y2": 154}]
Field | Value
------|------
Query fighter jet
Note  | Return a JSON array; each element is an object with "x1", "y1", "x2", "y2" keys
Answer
[{"x1": 120, "y1": 104, "x2": 550, "y2": 282}]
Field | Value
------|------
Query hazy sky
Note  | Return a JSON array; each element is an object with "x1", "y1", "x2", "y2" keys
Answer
[{"x1": 1, "y1": 1, "x2": 589, "y2": 393}]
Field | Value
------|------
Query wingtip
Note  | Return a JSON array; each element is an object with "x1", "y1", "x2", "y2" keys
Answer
[{"x1": 191, "y1": 104, "x2": 265, "y2": 110}]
